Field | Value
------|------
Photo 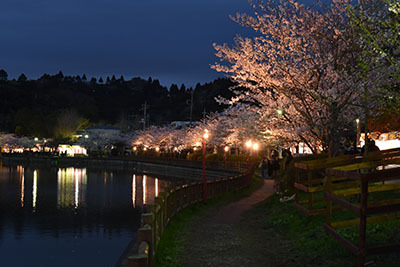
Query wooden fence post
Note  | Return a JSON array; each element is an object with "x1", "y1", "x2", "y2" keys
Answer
[{"x1": 358, "y1": 178, "x2": 368, "y2": 267}]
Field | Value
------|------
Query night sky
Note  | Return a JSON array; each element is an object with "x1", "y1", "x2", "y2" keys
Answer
[{"x1": 0, "y1": 0, "x2": 314, "y2": 87}]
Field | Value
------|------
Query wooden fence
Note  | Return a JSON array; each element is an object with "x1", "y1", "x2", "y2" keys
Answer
[
  {"x1": 324, "y1": 156, "x2": 400, "y2": 266},
  {"x1": 293, "y1": 148, "x2": 400, "y2": 216},
  {"x1": 127, "y1": 172, "x2": 250, "y2": 267}
]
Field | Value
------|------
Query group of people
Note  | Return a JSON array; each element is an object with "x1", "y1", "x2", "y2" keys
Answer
[
  {"x1": 343, "y1": 138, "x2": 381, "y2": 155},
  {"x1": 259, "y1": 148, "x2": 293, "y2": 179}
]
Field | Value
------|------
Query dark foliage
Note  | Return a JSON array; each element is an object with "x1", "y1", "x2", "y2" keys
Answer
[{"x1": 0, "y1": 71, "x2": 235, "y2": 137}]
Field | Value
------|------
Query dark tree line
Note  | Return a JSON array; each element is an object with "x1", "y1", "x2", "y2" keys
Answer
[{"x1": 0, "y1": 69, "x2": 234, "y2": 138}]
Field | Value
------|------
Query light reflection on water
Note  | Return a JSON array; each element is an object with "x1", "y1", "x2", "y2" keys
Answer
[
  {"x1": 0, "y1": 165, "x2": 173, "y2": 267},
  {"x1": 57, "y1": 168, "x2": 87, "y2": 209}
]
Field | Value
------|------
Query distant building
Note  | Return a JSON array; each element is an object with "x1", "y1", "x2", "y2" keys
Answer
[
  {"x1": 170, "y1": 121, "x2": 198, "y2": 129},
  {"x1": 75, "y1": 126, "x2": 121, "y2": 141},
  {"x1": 57, "y1": 144, "x2": 87, "y2": 156},
  {"x1": 72, "y1": 130, "x2": 85, "y2": 140},
  {"x1": 85, "y1": 126, "x2": 120, "y2": 135}
]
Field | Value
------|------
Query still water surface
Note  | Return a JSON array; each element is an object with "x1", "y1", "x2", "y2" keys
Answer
[{"x1": 0, "y1": 164, "x2": 173, "y2": 267}]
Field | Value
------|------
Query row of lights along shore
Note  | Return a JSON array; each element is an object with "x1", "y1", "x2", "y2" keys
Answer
[{"x1": 132, "y1": 130, "x2": 259, "y2": 202}]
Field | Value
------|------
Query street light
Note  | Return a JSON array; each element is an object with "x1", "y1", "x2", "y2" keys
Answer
[
  {"x1": 202, "y1": 129, "x2": 209, "y2": 201},
  {"x1": 246, "y1": 140, "x2": 252, "y2": 149},
  {"x1": 224, "y1": 146, "x2": 229, "y2": 167},
  {"x1": 356, "y1": 118, "x2": 361, "y2": 147},
  {"x1": 252, "y1": 143, "x2": 259, "y2": 151},
  {"x1": 245, "y1": 140, "x2": 258, "y2": 185},
  {"x1": 245, "y1": 140, "x2": 252, "y2": 184}
]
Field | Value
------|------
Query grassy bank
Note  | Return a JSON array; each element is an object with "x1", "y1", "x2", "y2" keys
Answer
[
  {"x1": 242, "y1": 194, "x2": 400, "y2": 266},
  {"x1": 154, "y1": 174, "x2": 264, "y2": 267},
  {"x1": 154, "y1": 168, "x2": 400, "y2": 266}
]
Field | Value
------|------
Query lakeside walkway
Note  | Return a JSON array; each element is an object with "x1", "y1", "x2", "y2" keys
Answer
[{"x1": 180, "y1": 179, "x2": 276, "y2": 267}]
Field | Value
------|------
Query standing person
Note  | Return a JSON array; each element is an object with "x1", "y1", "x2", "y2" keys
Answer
[
  {"x1": 267, "y1": 156, "x2": 273, "y2": 177},
  {"x1": 282, "y1": 149, "x2": 293, "y2": 170},
  {"x1": 271, "y1": 150, "x2": 280, "y2": 176},
  {"x1": 260, "y1": 158, "x2": 269, "y2": 179}
]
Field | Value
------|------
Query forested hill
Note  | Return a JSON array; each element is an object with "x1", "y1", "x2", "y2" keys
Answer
[{"x1": 0, "y1": 70, "x2": 234, "y2": 138}]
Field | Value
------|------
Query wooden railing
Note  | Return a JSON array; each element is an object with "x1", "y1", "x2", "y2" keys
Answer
[
  {"x1": 127, "y1": 155, "x2": 249, "y2": 173},
  {"x1": 293, "y1": 148, "x2": 400, "y2": 216},
  {"x1": 324, "y1": 157, "x2": 400, "y2": 266},
  {"x1": 127, "y1": 173, "x2": 250, "y2": 267}
]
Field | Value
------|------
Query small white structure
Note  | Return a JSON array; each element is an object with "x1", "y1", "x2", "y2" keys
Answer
[
  {"x1": 58, "y1": 145, "x2": 87, "y2": 157},
  {"x1": 360, "y1": 132, "x2": 400, "y2": 151},
  {"x1": 375, "y1": 132, "x2": 400, "y2": 150}
]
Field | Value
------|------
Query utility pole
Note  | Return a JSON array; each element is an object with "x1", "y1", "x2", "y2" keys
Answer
[
  {"x1": 189, "y1": 90, "x2": 194, "y2": 125},
  {"x1": 203, "y1": 108, "x2": 206, "y2": 121},
  {"x1": 141, "y1": 101, "x2": 149, "y2": 131}
]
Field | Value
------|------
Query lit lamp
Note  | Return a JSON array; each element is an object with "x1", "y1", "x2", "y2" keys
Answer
[
  {"x1": 252, "y1": 143, "x2": 259, "y2": 151},
  {"x1": 224, "y1": 146, "x2": 229, "y2": 167},
  {"x1": 245, "y1": 140, "x2": 258, "y2": 185},
  {"x1": 202, "y1": 130, "x2": 209, "y2": 201},
  {"x1": 246, "y1": 140, "x2": 252, "y2": 184},
  {"x1": 356, "y1": 118, "x2": 361, "y2": 147}
]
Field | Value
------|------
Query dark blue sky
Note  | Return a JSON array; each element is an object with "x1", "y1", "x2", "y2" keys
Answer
[{"x1": 0, "y1": 0, "x2": 314, "y2": 87}]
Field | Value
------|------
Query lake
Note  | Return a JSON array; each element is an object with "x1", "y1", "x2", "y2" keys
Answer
[{"x1": 0, "y1": 164, "x2": 174, "y2": 267}]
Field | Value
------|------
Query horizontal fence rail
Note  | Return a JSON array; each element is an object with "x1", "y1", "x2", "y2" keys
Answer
[
  {"x1": 291, "y1": 148, "x2": 400, "y2": 266},
  {"x1": 293, "y1": 148, "x2": 400, "y2": 216},
  {"x1": 325, "y1": 159, "x2": 400, "y2": 267}
]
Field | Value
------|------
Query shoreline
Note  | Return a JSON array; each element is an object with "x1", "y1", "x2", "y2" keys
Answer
[{"x1": 1, "y1": 154, "x2": 239, "y2": 181}]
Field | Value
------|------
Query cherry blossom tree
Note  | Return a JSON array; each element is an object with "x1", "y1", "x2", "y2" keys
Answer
[
  {"x1": 78, "y1": 130, "x2": 130, "y2": 153},
  {"x1": 213, "y1": 0, "x2": 362, "y2": 156},
  {"x1": 132, "y1": 125, "x2": 189, "y2": 151},
  {"x1": 0, "y1": 133, "x2": 36, "y2": 152}
]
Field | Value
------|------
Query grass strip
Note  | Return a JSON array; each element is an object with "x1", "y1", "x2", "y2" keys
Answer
[
  {"x1": 243, "y1": 193, "x2": 400, "y2": 266},
  {"x1": 154, "y1": 174, "x2": 264, "y2": 267}
]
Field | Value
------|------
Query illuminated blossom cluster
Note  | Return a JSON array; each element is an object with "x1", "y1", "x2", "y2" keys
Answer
[
  {"x1": 0, "y1": 134, "x2": 43, "y2": 152},
  {"x1": 130, "y1": 107, "x2": 264, "y2": 152},
  {"x1": 212, "y1": 0, "x2": 363, "y2": 155}
]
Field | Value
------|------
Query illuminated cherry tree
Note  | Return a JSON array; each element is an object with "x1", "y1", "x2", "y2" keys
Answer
[
  {"x1": 213, "y1": 0, "x2": 363, "y2": 155},
  {"x1": 78, "y1": 130, "x2": 130, "y2": 153},
  {"x1": 130, "y1": 110, "x2": 263, "y2": 153},
  {"x1": 132, "y1": 125, "x2": 189, "y2": 151},
  {"x1": 0, "y1": 134, "x2": 36, "y2": 152}
]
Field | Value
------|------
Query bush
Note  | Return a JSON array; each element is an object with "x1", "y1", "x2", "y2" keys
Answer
[
  {"x1": 205, "y1": 153, "x2": 223, "y2": 161},
  {"x1": 227, "y1": 154, "x2": 246, "y2": 162},
  {"x1": 187, "y1": 152, "x2": 202, "y2": 161}
]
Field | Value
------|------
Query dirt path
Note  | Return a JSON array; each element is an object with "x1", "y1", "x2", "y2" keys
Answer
[{"x1": 180, "y1": 179, "x2": 280, "y2": 267}]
